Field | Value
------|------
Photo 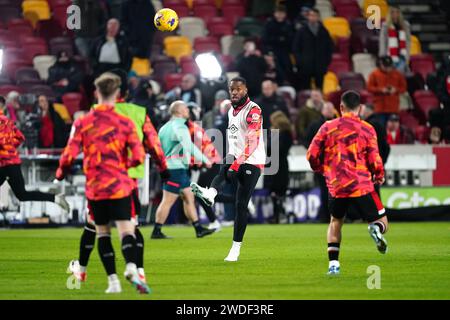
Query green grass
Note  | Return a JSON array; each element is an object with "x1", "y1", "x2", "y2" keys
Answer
[{"x1": 0, "y1": 222, "x2": 449, "y2": 300}]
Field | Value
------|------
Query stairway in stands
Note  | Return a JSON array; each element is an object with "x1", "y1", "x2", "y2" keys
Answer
[{"x1": 390, "y1": 0, "x2": 450, "y2": 63}]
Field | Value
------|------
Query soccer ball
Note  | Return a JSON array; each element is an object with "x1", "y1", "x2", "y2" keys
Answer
[{"x1": 154, "y1": 8, "x2": 179, "y2": 32}]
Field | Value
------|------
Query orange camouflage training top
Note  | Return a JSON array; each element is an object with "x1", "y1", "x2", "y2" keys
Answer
[
  {"x1": 307, "y1": 113, "x2": 384, "y2": 198},
  {"x1": 0, "y1": 109, "x2": 25, "y2": 167},
  {"x1": 56, "y1": 104, "x2": 145, "y2": 200}
]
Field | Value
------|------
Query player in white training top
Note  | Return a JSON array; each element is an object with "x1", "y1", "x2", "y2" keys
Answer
[{"x1": 191, "y1": 77, "x2": 266, "y2": 261}]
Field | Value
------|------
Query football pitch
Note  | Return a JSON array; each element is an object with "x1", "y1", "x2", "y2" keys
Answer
[{"x1": 0, "y1": 222, "x2": 449, "y2": 300}]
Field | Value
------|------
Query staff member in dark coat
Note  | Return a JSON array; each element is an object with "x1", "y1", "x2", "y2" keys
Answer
[{"x1": 292, "y1": 8, "x2": 333, "y2": 90}]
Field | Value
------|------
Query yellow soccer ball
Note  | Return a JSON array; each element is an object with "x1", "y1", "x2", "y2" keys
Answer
[{"x1": 154, "y1": 8, "x2": 179, "y2": 32}]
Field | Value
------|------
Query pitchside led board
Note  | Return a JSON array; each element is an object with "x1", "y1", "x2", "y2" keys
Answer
[{"x1": 381, "y1": 187, "x2": 450, "y2": 209}]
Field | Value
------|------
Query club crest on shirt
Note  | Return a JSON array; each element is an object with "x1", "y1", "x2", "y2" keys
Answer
[
  {"x1": 228, "y1": 124, "x2": 239, "y2": 134},
  {"x1": 251, "y1": 113, "x2": 260, "y2": 122}
]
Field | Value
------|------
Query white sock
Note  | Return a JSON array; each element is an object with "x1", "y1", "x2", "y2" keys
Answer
[
  {"x1": 126, "y1": 262, "x2": 137, "y2": 273},
  {"x1": 108, "y1": 274, "x2": 119, "y2": 282},
  {"x1": 231, "y1": 241, "x2": 242, "y2": 251},
  {"x1": 209, "y1": 188, "x2": 218, "y2": 198},
  {"x1": 329, "y1": 260, "x2": 340, "y2": 268},
  {"x1": 80, "y1": 266, "x2": 87, "y2": 273},
  {"x1": 137, "y1": 268, "x2": 145, "y2": 275}
]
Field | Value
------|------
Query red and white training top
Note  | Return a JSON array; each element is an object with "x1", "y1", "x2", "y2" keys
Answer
[{"x1": 227, "y1": 98, "x2": 266, "y2": 171}]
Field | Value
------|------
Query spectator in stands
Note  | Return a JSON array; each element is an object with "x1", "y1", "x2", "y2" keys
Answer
[
  {"x1": 434, "y1": 54, "x2": 450, "y2": 109},
  {"x1": 292, "y1": 8, "x2": 333, "y2": 90},
  {"x1": 127, "y1": 70, "x2": 140, "y2": 100},
  {"x1": 255, "y1": 79, "x2": 290, "y2": 130},
  {"x1": 36, "y1": 95, "x2": 69, "y2": 149},
  {"x1": 295, "y1": 90, "x2": 324, "y2": 142},
  {"x1": 386, "y1": 114, "x2": 414, "y2": 145},
  {"x1": 428, "y1": 107, "x2": 450, "y2": 144},
  {"x1": 236, "y1": 40, "x2": 268, "y2": 97},
  {"x1": 48, "y1": 51, "x2": 84, "y2": 99},
  {"x1": 131, "y1": 78, "x2": 159, "y2": 126},
  {"x1": 73, "y1": 0, "x2": 108, "y2": 59},
  {"x1": 304, "y1": 101, "x2": 336, "y2": 223},
  {"x1": 5, "y1": 91, "x2": 24, "y2": 127},
  {"x1": 202, "y1": 90, "x2": 229, "y2": 131},
  {"x1": 165, "y1": 74, "x2": 202, "y2": 108},
  {"x1": 367, "y1": 56, "x2": 407, "y2": 126},
  {"x1": 359, "y1": 104, "x2": 391, "y2": 164},
  {"x1": 379, "y1": 5, "x2": 411, "y2": 73},
  {"x1": 262, "y1": 5, "x2": 294, "y2": 80},
  {"x1": 120, "y1": 0, "x2": 156, "y2": 58},
  {"x1": 286, "y1": 0, "x2": 316, "y2": 23},
  {"x1": 268, "y1": 110, "x2": 293, "y2": 224},
  {"x1": 91, "y1": 18, "x2": 132, "y2": 76},
  {"x1": 263, "y1": 52, "x2": 284, "y2": 85}
]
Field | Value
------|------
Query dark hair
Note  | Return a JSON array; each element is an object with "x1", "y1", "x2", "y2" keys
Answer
[
  {"x1": 310, "y1": 8, "x2": 320, "y2": 15},
  {"x1": 0, "y1": 96, "x2": 5, "y2": 105},
  {"x1": 379, "y1": 55, "x2": 393, "y2": 68},
  {"x1": 341, "y1": 90, "x2": 361, "y2": 110},
  {"x1": 230, "y1": 76, "x2": 247, "y2": 86}
]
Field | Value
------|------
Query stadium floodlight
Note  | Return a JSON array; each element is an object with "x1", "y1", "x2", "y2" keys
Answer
[
  {"x1": 195, "y1": 52, "x2": 223, "y2": 80},
  {"x1": 0, "y1": 48, "x2": 3, "y2": 74}
]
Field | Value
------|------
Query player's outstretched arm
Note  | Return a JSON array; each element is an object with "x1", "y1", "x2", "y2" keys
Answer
[
  {"x1": 12, "y1": 122, "x2": 25, "y2": 148},
  {"x1": 127, "y1": 120, "x2": 146, "y2": 169},
  {"x1": 366, "y1": 126, "x2": 385, "y2": 184},
  {"x1": 56, "y1": 119, "x2": 82, "y2": 180},
  {"x1": 143, "y1": 115, "x2": 168, "y2": 172}
]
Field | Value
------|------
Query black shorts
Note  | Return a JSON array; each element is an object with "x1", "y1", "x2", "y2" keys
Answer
[
  {"x1": 88, "y1": 196, "x2": 132, "y2": 226},
  {"x1": 328, "y1": 191, "x2": 386, "y2": 223}
]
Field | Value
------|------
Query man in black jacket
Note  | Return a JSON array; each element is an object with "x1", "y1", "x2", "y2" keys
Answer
[
  {"x1": 292, "y1": 8, "x2": 333, "y2": 90},
  {"x1": 91, "y1": 18, "x2": 132, "y2": 77}
]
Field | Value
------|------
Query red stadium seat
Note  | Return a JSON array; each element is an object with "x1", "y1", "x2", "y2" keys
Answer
[
  {"x1": 194, "y1": 36, "x2": 221, "y2": 53},
  {"x1": 193, "y1": 0, "x2": 217, "y2": 8},
  {"x1": 208, "y1": 20, "x2": 234, "y2": 38},
  {"x1": 21, "y1": 36, "x2": 49, "y2": 63},
  {"x1": 335, "y1": 36, "x2": 350, "y2": 60},
  {"x1": 4, "y1": 60, "x2": 32, "y2": 80},
  {"x1": 164, "y1": 73, "x2": 184, "y2": 91},
  {"x1": 222, "y1": 4, "x2": 246, "y2": 27},
  {"x1": 328, "y1": 54, "x2": 351, "y2": 76},
  {"x1": 7, "y1": 18, "x2": 32, "y2": 29},
  {"x1": 4, "y1": 47, "x2": 26, "y2": 63},
  {"x1": 350, "y1": 17, "x2": 376, "y2": 54},
  {"x1": 165, "y1": 4, "x2": 190, "y2": 18},
  {"x1": 404, "y1": 71, "x2": 425, "y2": 96},
  {"x1": 218, "y1": 54, "x2": 234, "y2": 71},
  {"x1": 399, "y1": 110, "x2": 420, "y2": 128},
  {"x1": 151, "y1": 57, "x2": 178, "y2": 82},
  {"x1": 334, "y1": 4, "x2": 362, "y2": 21},
  {"x1": 35, "y1": 19, "x2": 65, "y2": 42},
  {"x1": 192, "y1": 5, "x2": 218, "y2": 24},
  {"x1": 179, "y1": 55, "x2": 200, "y2": 75},
  {"x1": 62, "y1": 92, "x2": 83, "y2": 117},
  {"x1": 366, "y1": 34, "x2": 379, "y2": 55},
  {"x1": 48, "y1": 0, "x2": 71, "y2": 9},
  {"x1": 359, "y1": 89, "x2": 374, "y2": 105},
  {"x1": 327, "y1": 90, "x2": 343, "y2": 109},
  {"x1": 49, "y1": 36, "x2": 74, "y2": 56},
  {"x1": 8, "y1": 24, "x2": 34, "y2": 41},
  {"x1": 338, "y1": 72, "x2": 366, "y2": 91},
  {"x1": 14, "y1": 66, "x2": 42, "y2": 84},
  {"x1": 413, "y1": 90, "x2": 440, "y2": 120},
  {"x1": 410, "y1": 54, "x2": 436, "y2": 82},
  {"x1": 52, "y1": 4, "x2": 69, "y2": 29},
  {"x1": 0, "y1": 84, "x2": 24, "y2": 96},
  {"x1": 26, "y1": 84, "x2": 56, "y2": 99},
  {"x1": 414, "y1": 125, "x2": 430, "y2": 144}
]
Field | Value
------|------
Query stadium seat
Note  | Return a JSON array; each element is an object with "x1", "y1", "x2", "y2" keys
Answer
[
  {"x1": 131, "y1": 57, "x2": 151, "y2": 76},
  {"x1": 222, "y1": 4, "x2": 246, "y2": 27},
  {"x1": 352, "y1": 53, "x2": 376, "y2": 80},
  {"x1": 410, "y1": 35, "x2": 422, "y2": 56},
  {"x1": 164, "y1": 73, "x2": 184, "y2": 91},
  {"x1": 4, "y1": 47, "x2": 26, "y2": 63},
  {"x1": 359, "y1": 89, "x2": 374, "y2": 105},
  {"x1": 164, "y1": 3, "x2": 190, "y2": 17},
  {"x1": 35, "y1": 19, "x2": 65, "y2": 42},
  {"x1": 338, "y1": 72, "x2": 366, "y2": 91},
  {"x1": 21, "y1": 36, "x2": 49, "y2": 63},
  {"x1": 0, "y1": 84, "x2": 24, "y2": 96},
  {"x1": 179, "y1": 55, "x2": 200, "y2": 75},
  {"x1": 399, "y1": 110, "x2": 420, "y2": 128},
  {"x1": 53, "y1": 102, "x2": 72, "y2": 123},
  {"x1": 350, "y1": 17, "x2": 376, "y2": 53},
  {"x1": 194, "y1": 36, "x2": 221, "y2": 53},
  {"x1": 335, "y1": 36, "x2": 351, "y2": 59},
  {"x1": 235, "y1": 17, "x2": 264, "y2": 37},
  {"x1": 178, "y1": 17, "x2": 207, "y2": 44},
  {"x1": 150, "y1": 43, "x2": 163, "y2": 60},
  {"x1": 220, "y1": 35, "x2": 245, "y2": 58},
  {"x1": 404, "y1": 71, "x2": 425, "y2": 96},
  {"x1": 0, "y1": 30, "x2": 16, "y2": 46},
  {"x1": 22, "y1": 0, "x2": 51, "y2": 23},
  {"x1": 315, "y1": 2, "x2": 334, "y2": 19},
  {"x1": 334, "y1": 3, "x2": 362, "y2": 21},
  {"x1": 218, "y1": 54, "x2": 234, "y2": 71},
  {"x1": 192, "y1": 4, "x2": 218, "y2": 24},
  {"x1": 414, "y1": 125, "x2": 430, "y2": 144},
  {"x1": 49, "y1": 36, "x2": 74, "y2": 57},
  {"x1": 365, "y1": 34, "x2": 379, "y2": 55},
  {"x1": 208, "y1": 20, "x2": 234, "y2": 38},
  {"x1": 322, "y1": 71, "x2": 339, "y2": 96},
  {"x1": 153, "y1": 30, "x2": 177, "y2": 46},
  {"x1": 62, "y1": 92, "x2": 83, "y2": 117},
  {"x1": 48, "y1": 0, "x2": 72, "y2": 9},
  {"x1": 7, "y1": 18, "x2": 32, "y2": 30},
  {"x1": 163, "y1": 36, "x2": 193, "y2": 63},
  {"x1": 8, "y1": 23, "x2": 34, "y2": 41},
  {"x1": 26, "y1": 84, "x2": 55, "y2": 99},
  {"x1": 410, "y1": 54, "x2": 436, "y2": 82},
  {"x1": 151, "y1": 56, "x2": 178, "y2": 82},
  {"x1": 362, "y1": 0, "x2": 388, "y2": 19},
  {"x1": 296, "y1": 90, "x2": 312, "y2": 109},
  {"x1": 192, "y1": 0, "x2": 217, "y2": 7},
  {"x1": 326, "y1": 89, "x2": 343, "y2": 109},
  {"x1": 328, "y1": 54, "x2": 351, "y2": 76},
  {"x1": 33, "y1": 55, "x2": 57, "y2": 80},
  {"x1": 52, "y1": 4, "x2": 69, "y2": 29},
  {"x1": 14, "y1": 66, "x2": 42, "y2": 84},
  {"x1": 323, "y1": 17, "x2": 351, "y2": 42},
  {"x1": 413, "y1": 90, "x2": 440, "y2": 120}
]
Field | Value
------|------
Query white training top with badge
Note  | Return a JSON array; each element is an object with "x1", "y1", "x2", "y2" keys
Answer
[{"x1": 227, "y1": 100, "x2": 266, "y2": 166}]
